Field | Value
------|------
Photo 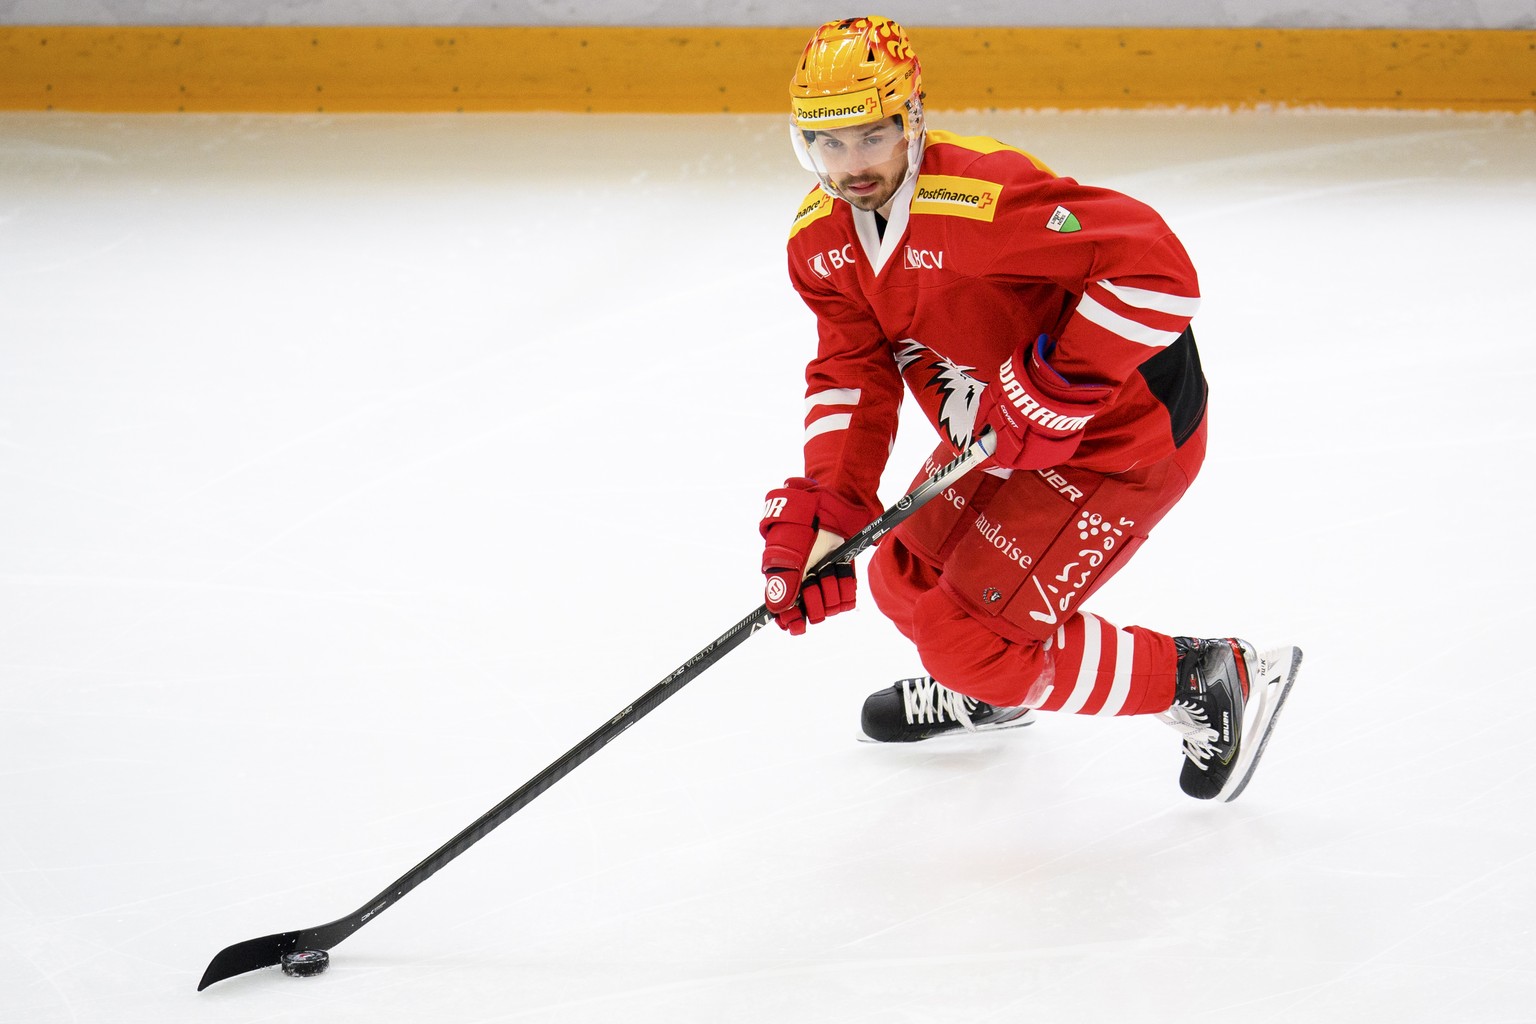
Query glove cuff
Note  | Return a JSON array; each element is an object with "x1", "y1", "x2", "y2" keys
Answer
[
  {"x1": 759, "y1": 477, "x2": 819, "y2": 540},
  {"x1": 808, "y1": 487, "x2": 870, "y2": 541}
]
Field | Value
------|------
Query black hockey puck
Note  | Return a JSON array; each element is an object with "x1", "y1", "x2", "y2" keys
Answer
[{"x1": 280, "y1": 949, "x2": 329, "y2": 977}]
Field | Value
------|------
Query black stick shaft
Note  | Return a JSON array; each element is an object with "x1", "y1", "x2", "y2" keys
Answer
[
  {"x1": 344, "y1": 432, "x2": 993, "y2": 931},
  {"x1": 198, "y1": 433, "x2": 994, "y2": 988}
]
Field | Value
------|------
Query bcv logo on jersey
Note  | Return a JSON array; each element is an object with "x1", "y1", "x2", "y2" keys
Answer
[
  {"x1": 904, "y1": 246, "x2": 945, "y2": 271},
  {"x1": 809, "y1": 244, "x2": 856, "y2": 279}
]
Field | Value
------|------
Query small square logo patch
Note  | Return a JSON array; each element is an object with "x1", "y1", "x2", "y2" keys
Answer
[{"x1": 1046, "y1": 206, "x2": 1081, "y2": 233}]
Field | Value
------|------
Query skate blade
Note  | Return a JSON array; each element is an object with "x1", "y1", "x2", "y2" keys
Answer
[
  {"x1": 1220, "y1": 646, "x2": 1302, "y2": 802},
  {"x1": 855, "y1": 709, "x2": 1037, "y2": 744}
]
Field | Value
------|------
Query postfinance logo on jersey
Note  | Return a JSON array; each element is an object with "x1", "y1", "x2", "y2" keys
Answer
[
  {"x1": 790, "y1": 191, "x2": 836, "y2": 240},
  {"x1": 912, "y1": 175, "x2": 1003, "y2": 222}
]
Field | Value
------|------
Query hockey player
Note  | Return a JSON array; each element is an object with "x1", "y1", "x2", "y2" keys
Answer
[{"x1": 757, "y1": 16, "x2": 1301, "y2": 801}]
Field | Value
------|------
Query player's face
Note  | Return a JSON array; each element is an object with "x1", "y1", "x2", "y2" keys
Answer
[{"x1": 807, "y1": 120, "x2": 909, "y2": 212}]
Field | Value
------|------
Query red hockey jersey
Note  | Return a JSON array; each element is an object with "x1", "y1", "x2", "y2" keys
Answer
[{"x1": 786, "y1": 129, "x2": 1208, "y2": 524}]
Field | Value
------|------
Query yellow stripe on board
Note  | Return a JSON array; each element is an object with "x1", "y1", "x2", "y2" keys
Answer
[{"x1": 1, "y1": 26, "x2": 1531, "y2": 113}]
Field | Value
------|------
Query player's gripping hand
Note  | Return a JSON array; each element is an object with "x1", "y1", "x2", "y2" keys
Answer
[
  {"x1": 976, "y1": 334, "x2": 1114, "y2": 471},
  {"x1": 759, "y1": 477, "x2": 867, "y2": 635}
]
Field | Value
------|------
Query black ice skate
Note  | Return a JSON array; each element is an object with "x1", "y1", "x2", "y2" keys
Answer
[
  {"x1": 1160, "y1": 638, "x2": 1303, "y2": 802},
  {"x1": 860, "y1": 676, "x2": 1035, "y2": 743}
]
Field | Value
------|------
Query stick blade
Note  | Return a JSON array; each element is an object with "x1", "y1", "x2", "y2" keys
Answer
[{"x1": 197, "y1": 929, "x2": 301, "y2": 990}]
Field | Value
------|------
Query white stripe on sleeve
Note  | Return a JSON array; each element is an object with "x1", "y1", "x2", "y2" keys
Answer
[
  {"x1": 804, "y1": 387, "x2": 863, "y2": 414},
  {"x1": 1098, "y1": 281, "x2": 1202, "y2": 317},
  {"x1": 1075, "y1": 293, "x2": 1183, "y2": 348},
  {"x1": 804, "y1": 413, "x2": 852, "y2": 443}
]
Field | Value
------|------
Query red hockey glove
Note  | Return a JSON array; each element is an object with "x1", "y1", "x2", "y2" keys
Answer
[
  {"x1": 976, "y1": 335, "x2": 1114, "y2": 471},
  {"x1": 759, "y1": 477, "x2": 867, "y2": 635}
]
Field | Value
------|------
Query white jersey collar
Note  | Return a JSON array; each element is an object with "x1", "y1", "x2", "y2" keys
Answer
[{"x1": 849, "y1": 136, "x2": 926, "y2": 276}]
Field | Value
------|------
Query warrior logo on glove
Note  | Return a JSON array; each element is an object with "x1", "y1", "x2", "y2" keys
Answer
[{"x1": 975, "y1": 335, "x2": 1114, "y2": 471}]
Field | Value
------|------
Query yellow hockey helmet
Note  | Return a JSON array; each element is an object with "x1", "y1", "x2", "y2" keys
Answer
[
  {"x1": 789, "y1": 16, "x2": 923, "y2": 137},
  {"x1": 788, "y1": 17, "x2": 926, "y2": 195}
]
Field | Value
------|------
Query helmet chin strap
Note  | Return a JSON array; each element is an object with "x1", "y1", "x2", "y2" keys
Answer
[{"x1": 892, "y1": 129, "x2": 927, "y2": 199}]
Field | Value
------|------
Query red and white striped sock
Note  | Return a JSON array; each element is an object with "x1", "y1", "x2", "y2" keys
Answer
[{"x1": 1031, "y1": 612, "x2": 1178, "y2": 716}]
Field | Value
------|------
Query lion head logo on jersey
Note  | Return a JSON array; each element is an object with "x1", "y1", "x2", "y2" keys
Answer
[{"x1": 893, "y1": 339, "x2": 983, "y2": 451}]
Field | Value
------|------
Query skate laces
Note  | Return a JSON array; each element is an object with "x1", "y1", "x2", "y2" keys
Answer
[
  {"x1": 900, "y1": 677, "x2": 978, "y2": 731},
  {"x1": 1159, "y1": 700, "x2": 1218, "y2": 769}
]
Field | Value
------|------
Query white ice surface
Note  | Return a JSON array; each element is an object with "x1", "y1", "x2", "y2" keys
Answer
[{"x1": 2, "y1": 108, "x2": 1534, "y2": 1023}]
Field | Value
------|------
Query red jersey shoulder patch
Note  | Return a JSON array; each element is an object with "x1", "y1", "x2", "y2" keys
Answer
[{"x1": 789, "y1": 188, "x2": 836, "y2": 241}]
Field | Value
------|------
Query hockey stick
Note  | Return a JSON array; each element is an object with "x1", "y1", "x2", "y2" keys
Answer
[{"x1": 196, "y1": 431, "x2": 996, "y2": 990}]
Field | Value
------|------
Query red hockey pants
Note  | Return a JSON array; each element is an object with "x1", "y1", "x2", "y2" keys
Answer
[{"x1": 867, "y1": 419, "x2": 1207, "y2": 716}]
